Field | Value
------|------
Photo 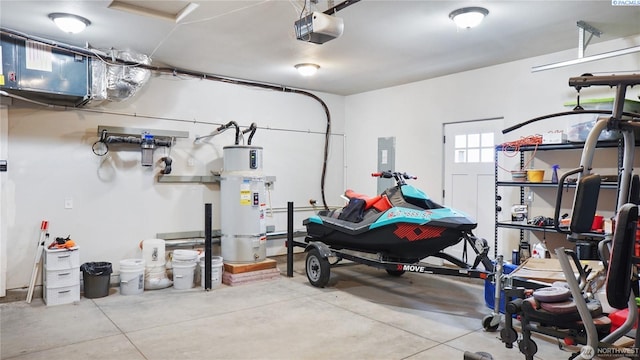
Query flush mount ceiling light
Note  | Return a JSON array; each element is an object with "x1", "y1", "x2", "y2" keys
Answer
[
  {"x1": 449, "y1": 7, "x2": 488, "y2": 29},
  {"x1": 49, "y1": 13, "x2": 91, "y2": 34},
  {"x1": 295, "y1": 63, "x2": 320, "y2": 77}
]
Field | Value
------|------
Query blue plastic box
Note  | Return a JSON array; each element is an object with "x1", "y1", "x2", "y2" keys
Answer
[{"x1": 484, "y1": 262, "x2": 518, "y2": 313}]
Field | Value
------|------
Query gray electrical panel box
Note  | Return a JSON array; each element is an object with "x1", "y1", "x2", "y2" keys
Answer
[
  {"x1": 377, "y1": 137, "x2": 396, "y2": 194},
  {"x1": 1, "y1": 33, "x2": 90, "y2": 106}
]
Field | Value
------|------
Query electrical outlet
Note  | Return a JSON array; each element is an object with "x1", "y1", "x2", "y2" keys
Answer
[
  {"x1": 64, "y1": 198, "x2": 73, "y2": 209},
  {"x1": 188, "y1": 158, "x2": 195, "y2": 167}
]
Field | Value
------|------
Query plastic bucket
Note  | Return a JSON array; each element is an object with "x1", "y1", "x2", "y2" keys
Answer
[
  {"x1": 527, "y1": 169, "x2": 545, "y2": 183},
  {"x1": 119, "y1": 259, "x2": 145, "y2": 295},
  {"x1": 172, "y1": 249, "x2": 198, "y2": 262},
  {"x1": 173, "y1": 262, "x2": 197, "y2": 290},
  {"x1": 200, "y1": 256, "x2": 224, "y2": 289},
  {"x1": 142, "y1": 239, "x2": 166, "y2": 267}
]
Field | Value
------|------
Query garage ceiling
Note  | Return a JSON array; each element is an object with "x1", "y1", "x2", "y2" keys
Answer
[{"x1": 0, "y1": 1, "x2": 639, "y2": 95}]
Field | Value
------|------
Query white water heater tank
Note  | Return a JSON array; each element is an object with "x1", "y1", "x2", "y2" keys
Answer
[{"x1": 220, "y1": 146, "x2": 266, "y2": 263}]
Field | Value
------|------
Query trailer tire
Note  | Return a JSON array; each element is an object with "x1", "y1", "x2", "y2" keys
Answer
[
  {"x1": 386, "y1": 269, "x2": 405, "y2": 277},
  {"x1": 306, "y1": 248, "x2": 330, "y2": 288}
]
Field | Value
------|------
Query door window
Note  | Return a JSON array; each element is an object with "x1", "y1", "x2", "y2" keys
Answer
[{"x1": 454, "y1": 132, "x2": 494, "y2": 163}]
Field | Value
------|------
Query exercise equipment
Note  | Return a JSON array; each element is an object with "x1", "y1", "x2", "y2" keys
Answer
[{"x1": 500, "y1": 73, "x2": 640, "y2": 359}]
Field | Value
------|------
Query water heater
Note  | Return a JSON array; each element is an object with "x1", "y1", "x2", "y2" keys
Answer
[{"x1": 220, "y1": 146, "x2": 266, "y2": 263}]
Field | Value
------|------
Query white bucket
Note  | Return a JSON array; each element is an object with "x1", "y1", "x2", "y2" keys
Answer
[
  {"x1": 172, "y1": 249, "x2": 198, "y2": 262},
  {"x1": 120, "y1": 259, "x2": 145, "y2": 295},
  {"x1": 173, "y1": 262, "x2": 197, "y2": 290},
  {"x1": 142, "y1": 239, "x2": 166, "y2": 267},
  {"x1": 200, "y1": 256, "x2": 224, "y2": 289}
]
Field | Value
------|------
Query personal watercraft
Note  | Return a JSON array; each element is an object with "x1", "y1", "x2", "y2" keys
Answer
[{"x1": 303, "y1": 171, "x2": 491, "y2": 266}]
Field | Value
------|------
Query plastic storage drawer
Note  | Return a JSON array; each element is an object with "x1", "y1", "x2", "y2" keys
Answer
[
  {"x1": 43, "y1": 266, "x2": 80, "y2": 288},
  {"x1": 43, "y1": 247, "x2": 79, "y2": 270},
  {"x1": 43, "y1": 284, "x2": 80, "y2": 306}
]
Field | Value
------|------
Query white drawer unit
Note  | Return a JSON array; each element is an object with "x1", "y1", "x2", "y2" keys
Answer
[
  {"x1": 43, "y1": 246, "x2": 80, "y2": 306},
  {"x1": 43, "y1": 246, "x2": 80, "y2": 270},
  {"x1": 43, "y1": 284, "x2": 80, "y2": 306},
  {"x1": 43, "y1": 267, "x2": 80, "y2": 288}
]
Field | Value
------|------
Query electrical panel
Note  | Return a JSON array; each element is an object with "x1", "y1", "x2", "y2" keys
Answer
[{"x1": 1, "y1": 33, "x2": 90, "y2": 106}]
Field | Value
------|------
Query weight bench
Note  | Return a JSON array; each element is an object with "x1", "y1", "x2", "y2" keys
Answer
[{"x1": 500, "y1": 203, "x2": 639, "y2": 360}]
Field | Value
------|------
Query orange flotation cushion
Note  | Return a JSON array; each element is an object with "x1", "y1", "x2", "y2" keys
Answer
[{"x1": 344, "y1": 189, "x2": 392, "y2": 212}]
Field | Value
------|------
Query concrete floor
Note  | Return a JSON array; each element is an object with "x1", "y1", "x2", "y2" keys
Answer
[{"x1": 0, "y1": 255, "x2": 600, "y2": 360}]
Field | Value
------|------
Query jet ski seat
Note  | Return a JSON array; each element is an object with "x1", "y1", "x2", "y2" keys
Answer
[{"x1": 344, "y1": 189, "x2": 393, "y2": 212}]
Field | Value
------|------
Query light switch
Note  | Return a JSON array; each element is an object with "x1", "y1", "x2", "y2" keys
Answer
[{"x1": 64, "y1": 198, "x2": 73, "y2": 209}]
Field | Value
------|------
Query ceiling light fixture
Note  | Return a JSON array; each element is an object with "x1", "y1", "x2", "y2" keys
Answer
[
  {"x1": 449, "y1": 7, "x2": 488, "y2": 29},
  {"x1": 295, "y1": 63, "x2": 320, "y2": 77},
  {"x1": 49, "y1": 13, "x2": 91, "y2": 34}
]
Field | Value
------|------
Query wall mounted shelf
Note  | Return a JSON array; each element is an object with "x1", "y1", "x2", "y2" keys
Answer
[{"x1": 97, "y1": 125, "x2": 189, "y2": 141}]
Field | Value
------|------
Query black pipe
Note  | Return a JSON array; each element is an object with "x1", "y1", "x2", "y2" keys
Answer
[
  {"x1": 233, "y1": 124, "x2": 240, "y2": 145},
  {"x1": 205, "y1": 203, "x2": 212, "y2": 290},
  {"x1": 105, "y1": 135, "x2": 142, "y2": 144},
  {"x1": 154, "y1": 138, "x2": 172, "y2": 147},
  {"x1": 243, "y1": 123, "x2": 257, "y2": 145},
  {"x1": 287, "y1": 201, "x2": 294, "y2": 277}
]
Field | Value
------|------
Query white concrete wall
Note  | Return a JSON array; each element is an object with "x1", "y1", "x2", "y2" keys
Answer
[
  {"x1": 345, "y1": 35, "x2": 640, "y2": 257},
  {"x1": 4, "y1": 76, "x2": 345, "y2": 290}
]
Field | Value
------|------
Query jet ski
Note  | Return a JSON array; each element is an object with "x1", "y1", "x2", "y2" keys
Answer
[{"x1": 303, "y1": 171, "x2": 485, "y2": 263}]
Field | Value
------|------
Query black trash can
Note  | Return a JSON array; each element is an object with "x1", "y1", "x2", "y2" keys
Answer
[{"x1": 81, "y1": 262, "x2": 112, "y2": 298}]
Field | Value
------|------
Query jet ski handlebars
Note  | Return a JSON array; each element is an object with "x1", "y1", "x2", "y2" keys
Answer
[{"x1": 372, "y1": 171, "x2": 417, "y2": 186}]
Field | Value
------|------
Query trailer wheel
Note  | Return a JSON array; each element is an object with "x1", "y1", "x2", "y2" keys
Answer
[
  {"x1": 306, "y1": 248, "x2": 330, "y2": 288},
  {"x1": 385, "y1": 269, "x2": 405, "y2": 277}
]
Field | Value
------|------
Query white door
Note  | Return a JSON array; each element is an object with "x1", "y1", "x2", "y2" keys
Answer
[{"x1": 442, "y1": 118, "x2": 503, "y2": 263}]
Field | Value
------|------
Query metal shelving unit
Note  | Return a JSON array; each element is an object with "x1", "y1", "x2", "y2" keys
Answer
[{"x1": 493, "y1": 141, "x2": 622, "y2": 260}]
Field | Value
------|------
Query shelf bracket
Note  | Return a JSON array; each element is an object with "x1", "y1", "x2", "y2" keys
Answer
[
  {"x1": 576, "y1": 20, "x2": 602, "y2": 59},
  {"x1": 531, "y1": 21, "x2": 640, "y2": 72}
]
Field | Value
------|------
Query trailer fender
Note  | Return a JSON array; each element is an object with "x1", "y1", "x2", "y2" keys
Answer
[{"x1": 305, "y1": 241, "x2": 333, "y2": 258}]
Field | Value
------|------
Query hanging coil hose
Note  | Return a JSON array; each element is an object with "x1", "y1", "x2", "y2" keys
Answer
[
  {"x1": 92, "y1": 129, "x2": 109, "y2": 156},
  {"x1": 497, "y1": 135, "x2": 542, "y2": 172},
  {"x1": 160, "y1": 156, "x2": 172, "y2": 174}
]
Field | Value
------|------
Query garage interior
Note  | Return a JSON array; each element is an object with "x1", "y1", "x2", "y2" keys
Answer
[{"x1": 1, "y1": 1, "x2": 640, "y2": 359}]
